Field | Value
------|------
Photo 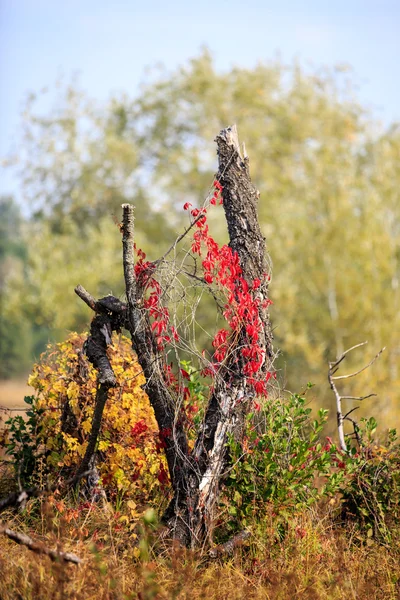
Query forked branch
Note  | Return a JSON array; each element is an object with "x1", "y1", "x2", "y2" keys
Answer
[{"x1": 328, "y1": 342, "x2": 385, "y2": 452}]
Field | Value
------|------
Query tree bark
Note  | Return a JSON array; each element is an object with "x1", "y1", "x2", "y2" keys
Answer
[{"x1": 188, "y1": 125, "x2": 274, "y2": 543}]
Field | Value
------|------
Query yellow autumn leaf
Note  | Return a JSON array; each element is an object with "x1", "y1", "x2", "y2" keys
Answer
[
  {"x1": 77, "y1": 444, "x2": 86, "y2": 457},
  {"x1": 122, "y1": 392, "x2": 134, "y2": 408},
  {"x1": 150, "y1": 462, "x2": 159, "y2": 475},
  {"x1": 118, "y1": 515, "x2": 130, "y2": 524},
  {"x1": 67, "y1": 381, "x2": 79, "y2": 400},
  {"x1": 27, "y1": 374, "x2": 39, "y2": 388},
  {"x1": 82, "y1": 420, "x2": 92, "y2": 434}
]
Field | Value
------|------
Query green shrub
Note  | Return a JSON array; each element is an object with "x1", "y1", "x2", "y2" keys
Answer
[{"x1": 224, "y1": 391, "x2": 342, "y2": 532}]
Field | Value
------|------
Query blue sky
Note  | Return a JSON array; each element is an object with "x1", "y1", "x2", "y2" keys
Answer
[{"x1": 1, "y1": 0, "x2": 399, "y2": 198}]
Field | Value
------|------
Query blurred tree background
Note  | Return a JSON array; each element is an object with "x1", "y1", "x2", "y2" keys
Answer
[{"x1": 1, "y1": 50, "x2": 399, "y2": 426}]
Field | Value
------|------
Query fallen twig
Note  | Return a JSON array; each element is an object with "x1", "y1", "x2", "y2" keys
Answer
[{"x1": 0, "y1": 525, "x2": 82, "y2": 564}]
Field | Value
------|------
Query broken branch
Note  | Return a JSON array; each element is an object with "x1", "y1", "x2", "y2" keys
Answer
[{"x1": 0, "y1": 526, "x2": 82, "y2": 565}]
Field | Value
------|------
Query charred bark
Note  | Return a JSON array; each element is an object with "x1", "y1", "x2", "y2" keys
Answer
[{"x1": 74, "y1": 288, "x2": 122, "y2": 482}]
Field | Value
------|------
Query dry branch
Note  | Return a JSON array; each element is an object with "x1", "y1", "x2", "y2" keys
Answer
[
  {"x1": 74, "y1": 383, "x2": 111, "y2": 482},
  {"x1": 332, "y1": 346, "x2": 385, "y2": 381},
  {"x1": 73, "y1": 285, "x2": 130, "y2": 483},
  {"x1": 121, "y1": 203, "x2": 192, "y2": 544},
  {"x1": 0, "y1": 526, "x2": 82, "y2": 564},
  {"x1": 328, "y1": 343, "x2": 385, "y2": 452},
  {"x1": 189, "y1": 124, "x2": 274, "y2": 543}
]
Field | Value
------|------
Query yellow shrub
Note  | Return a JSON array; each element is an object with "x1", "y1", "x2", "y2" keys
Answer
[{"x1": 27, "y1": 332, "x2": 168, "y2": 504}]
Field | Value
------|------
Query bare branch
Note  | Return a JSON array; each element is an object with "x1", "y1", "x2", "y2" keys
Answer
[
  {"x1": 122, "y1": 203, "x2": 136, "y2": 308},
  {"x1": 328, "y1": 342, "x2": 384, "y2": 453},
  {"x1": 329, "y1": 342, "x2": 369, "y2": 375},
  {"x1": 121, "y1": 203, "x2": 191, "y2": 544},
  {"x1": 328, "y1": 365, "x2": 347, "y2": 452},
  {"x1": 0, "y1": 526, "x2": 82, "y2": 564},
  {"x1": 74, "y1": 284, "x2": 98, "y2": 311},
  {"x1": 75, "y1": 383, "x2": 110, "y2": 481},
  {"x1": 154, "y1": 212, "x2": 207, "y2": 268},
  {"x1": 330, "y1": 341, "x2": 368, "y2": 368},
  {"x1": 332, "y1": 347, "x2": 385, "y2": 380},
  {"x1": 341, "y1": 394, "x2": 376, "y2": 401},
  {"x1": 343, "y1": 407, "x2": 359, "y2": 420},
  {"x1": 75, "y1": 286, "x2": 127, "y2": 317},
  {"x1": 345, "y1": 418, "x2": 361, "y2": 446},
  {"x1": 74, "y1": 286, "x2": 131, "y2": 483}
]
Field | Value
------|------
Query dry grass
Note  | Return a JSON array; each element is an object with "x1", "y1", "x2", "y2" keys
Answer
[
  {"x1": 1, "y1": 376, "x2": 399, "y2": 598},
  {"x1": 0, "y1": 497, "x2": 399, "y2": 600}
]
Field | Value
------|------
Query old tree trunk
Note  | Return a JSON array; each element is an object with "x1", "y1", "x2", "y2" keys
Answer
[{"x1": 75, "y1": 126, "x2": 275, "y2": 548}]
